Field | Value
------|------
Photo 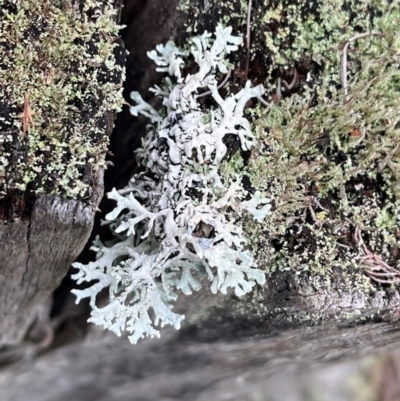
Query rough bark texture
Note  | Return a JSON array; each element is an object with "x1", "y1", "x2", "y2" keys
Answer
[
  {"x1": 0, "y1": 0, "x2": 124, "y2": 346},
  {"x1": 0, "y1": 172, "x2": 103, "y2": 346},
  {"x1": 1, "y1": 289, "x2": 400, "y2": 401},
  {"x1": 2, "y1": 1, "x2": 400, "y2": 400}
]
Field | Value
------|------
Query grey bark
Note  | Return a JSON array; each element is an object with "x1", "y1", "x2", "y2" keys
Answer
[
  {"x1": 0, "y1": 172, "x2": 103, "y2": 346},
  {"x1": 0, "y1": 0, "x2": 121, "y2": 346},
  {"x1": 0, "y1": 289, "x2": 400, "y2": 401}
]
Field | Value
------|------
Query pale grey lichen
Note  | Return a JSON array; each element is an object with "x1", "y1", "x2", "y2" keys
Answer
[{"x1": 72, "y1": 24, "x2": 270, "y2": 344}]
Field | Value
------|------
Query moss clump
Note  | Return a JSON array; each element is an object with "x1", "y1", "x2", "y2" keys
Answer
[
  {"x1": 223, "y1": 3, "x2": 400, "y2": 297},
  {"x1": 178, "y1": 0, "x2": 398, "y2": 95},
  {"x1": 0, "y1": 0, "x2": 125, "y2": 200},
  {"x1": 175, "y1": 1, "x2": 400, "y2": 294}
]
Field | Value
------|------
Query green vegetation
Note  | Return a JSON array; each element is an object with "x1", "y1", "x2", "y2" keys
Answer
[
  {"x1": 0, "y1": 0, "x2": 124, "y2": 200},
  {"x1": 178, "y1": 0, "x2": 400, "y2": 317},
  {"x1": 244, "y1": 2, "x2": 400, "y2": 292}
]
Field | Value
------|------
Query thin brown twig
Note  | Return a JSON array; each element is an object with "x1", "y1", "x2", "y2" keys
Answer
[
  {"x1": 354, "y1": 226, "x2": 400, "y2": 284},
  {"x1": 22, "y1": 93, "x2": 34, "y2": 137},
  {"x1": 245, "y1": 0, "x2": 270, "y2": 107},
  {"x1": 245, "y1": 0, "x2": 252, "y2": 81},
  {"x1": 341, "y1": 31, "x2": 384, "y2": 102},
  {"x1": 196, "y1": 69, "x2": 232, "y2": 99}
]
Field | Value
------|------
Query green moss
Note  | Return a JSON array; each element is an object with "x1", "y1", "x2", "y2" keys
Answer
[
  {"x1": 228, "y1": 2, "x2": 400, "y2": 302},
  {"x1": 170, "y1": 2, "x2": 398, "y2": 320},
  {"x1": 170, "y1": 1, "x2": 400, "y2": 328},
  {"x1": 0, "y1": 0, "x2": 125, "y2": 199},
  {"x1": 178, "y1": 0, "x2": 399, "y2": 92}
]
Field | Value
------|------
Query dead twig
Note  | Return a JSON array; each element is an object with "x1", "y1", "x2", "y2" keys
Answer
[
  {"x1": 341, "y1": 31, "x2": 384, "y2": 102},
  {"x1": 354, "y1": 226, "x2": 400, "y2": 284},
  {"x1": 22, "y1": 93, "x2": 34, "y2": 137},
  {"x1": 245, "y1": 0, "x2": 271, "y2": 107},
  {"x1": 196, "y1": 69, "x2": 232, "y2": 99},
  {"x1": 245, "y1": 0, "x2": 252, "y2": 81}
]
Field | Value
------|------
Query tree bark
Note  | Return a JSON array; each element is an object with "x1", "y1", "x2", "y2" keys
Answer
[
  {"x1": 0, "y1": 0, "x2": 124, "y2": 346},
  {"x1": 0, "y1": 172, "x2": 103, "y2": 345}
]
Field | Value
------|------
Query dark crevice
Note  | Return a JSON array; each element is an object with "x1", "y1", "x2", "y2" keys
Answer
[{"x1": 20, "y1": 214, "x2": 31, "y2": 289}]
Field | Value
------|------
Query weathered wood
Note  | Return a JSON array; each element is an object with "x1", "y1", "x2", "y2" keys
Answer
[
  {"x1": 0, "y1": 171, "x2": 103, "y2": 345},
  {"x1": 0, "y1": 292, "x2": 400, "y2": 401},
  {"x1": 0, "y1": 0, "x2": 125, "y2": 345}
]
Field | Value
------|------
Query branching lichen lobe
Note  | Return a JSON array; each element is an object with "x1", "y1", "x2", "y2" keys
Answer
[
  {"x1": 72, "y1": 25, "x2": 272, "y2": 344},
  {"x1": 71, "y1": 0, "x2": 400, "y2": 343}
]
